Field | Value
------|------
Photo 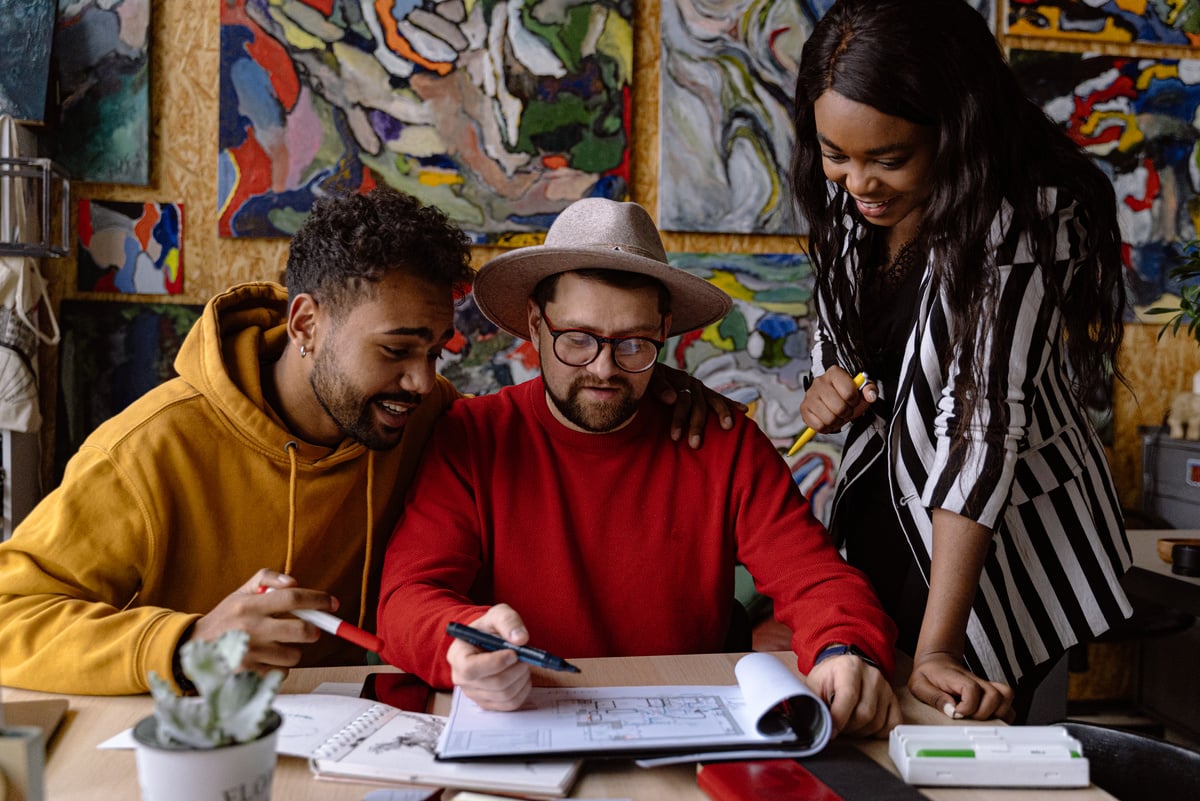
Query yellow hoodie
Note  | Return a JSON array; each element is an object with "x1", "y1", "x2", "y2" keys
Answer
[{"x1": 0, "y1": 282, "x2": 458, "y2": 694}]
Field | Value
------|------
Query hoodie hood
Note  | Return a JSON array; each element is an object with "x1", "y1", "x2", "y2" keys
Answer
[{"x1": 175, "y1": 281, "x2": 365, "y2": 465}]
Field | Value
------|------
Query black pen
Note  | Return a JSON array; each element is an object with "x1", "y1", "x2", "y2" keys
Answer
[{"x1": 446, "y1": 621, "x2": 581, "y2": 673}]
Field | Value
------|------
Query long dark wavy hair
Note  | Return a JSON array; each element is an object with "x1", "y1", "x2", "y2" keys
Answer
[{"x1": 791, "y1": 0, "x2": 1126, "y2": 420}]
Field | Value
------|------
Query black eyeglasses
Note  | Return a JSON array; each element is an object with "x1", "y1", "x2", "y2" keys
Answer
[{"x1": 540, "y1": 309, "x2": 664, "y2": 373}]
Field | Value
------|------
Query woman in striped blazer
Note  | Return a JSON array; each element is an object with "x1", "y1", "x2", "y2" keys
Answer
[{"x1": 789, "y1": 0, "x2": 1131, "y2": 724}]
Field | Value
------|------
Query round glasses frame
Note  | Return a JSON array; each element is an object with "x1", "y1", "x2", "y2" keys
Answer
[{"x1": 540, "y1": 308, "x2": 665, "y2": 373}]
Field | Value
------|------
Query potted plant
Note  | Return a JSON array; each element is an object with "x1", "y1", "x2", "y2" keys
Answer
[
  {"x1": 132, "y1": 630, "x2": 284, "y2": 801},
  {"x1": 1150, "y1": 242, "x2": 1200, "y2": 345},
  {"x1": 1149, "y1": 243, "x2": 1200, "y2": 439}
]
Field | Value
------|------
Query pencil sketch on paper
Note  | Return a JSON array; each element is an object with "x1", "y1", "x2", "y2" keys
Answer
[
  {"x1": 367, "y1": 712, "x2": 442, "y2": 756},
  {"x1": 556, "y1": 694, "x2": 744, "y2": 742}
]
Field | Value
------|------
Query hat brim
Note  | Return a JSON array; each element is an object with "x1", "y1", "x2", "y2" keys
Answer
[{"x1": 473, "y1": 245, "x2": 733, "y2": 339}]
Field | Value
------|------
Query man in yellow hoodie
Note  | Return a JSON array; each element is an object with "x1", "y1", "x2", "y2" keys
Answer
[{"x1": 0, "y1": 187, "x2": 472, "y2": 694}]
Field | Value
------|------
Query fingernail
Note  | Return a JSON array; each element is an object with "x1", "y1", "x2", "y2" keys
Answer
[
  {"x1": 511, "y1": 627, "x2": 527, "y2": 641},
  {"x1": 943, "y1": 702, "x2": 963, "y2": 719},
  {"x1": 690, "y1": 434, "x2": 700, "y2": 448},
  {"x1": 722, "y1": 415, "x2": 733, "y2": 428}
]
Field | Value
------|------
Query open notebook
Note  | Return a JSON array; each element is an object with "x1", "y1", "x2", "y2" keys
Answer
[
  {"x1": 272, "y1": 693, "x2": 579, "y2": 796},
  {"x1": 437, "y1": 653, "x2": 832, "y2": 766}
]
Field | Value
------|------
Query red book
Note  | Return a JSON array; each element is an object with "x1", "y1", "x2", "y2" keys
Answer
[{"x1": 697, "y1": 759, "x2": 847, "y2": 801}]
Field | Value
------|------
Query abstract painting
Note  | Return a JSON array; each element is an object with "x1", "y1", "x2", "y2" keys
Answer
[
  {"x1": 52, "y1": 0, "x2": 151, "y2": 185},
  {"x1": 1011, "y1": 50, "x2": 1200, "y2": 308},
  {"x1": 77, "y1": 199, "x2": 183, "y2": 294},
  {"x1": 219, "y1": 0, "x2": 632, "y2": 242},
  {"x1": 658, "y1": 0, "x2": 814, "y2": 235},
  {"x1": 1007, "y1": 0, "x2": 1200, "y2": 44},
  {"x1": 442, "y1": 251, "x2": 817, "y2": 445},
  {"x1": 658, "y1": 0, "x2": 995, "y2": 235},
  {"x1": 0, "y1": 0, "x2": 55, "y2": 122},
  {"x1": 55, "y1": 300, "x2": 201, "y2": 482}
]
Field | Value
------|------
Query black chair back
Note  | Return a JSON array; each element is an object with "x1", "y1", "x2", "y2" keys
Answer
[{"x1": 1059, "y1": 721, "x2": 1200, "y2": 801}]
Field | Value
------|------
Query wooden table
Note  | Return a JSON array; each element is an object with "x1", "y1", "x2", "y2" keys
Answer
[{"x1": 1, "y1": 652, "x2": 1115, "y2": 801}]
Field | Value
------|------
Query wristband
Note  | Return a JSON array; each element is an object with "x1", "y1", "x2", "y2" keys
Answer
[
  {"x1": 172, "y1": 624, "x2": 197, "y2": 694},
  {"x1": 813, "y1": 642, "x2": 881, "y2": 672}
]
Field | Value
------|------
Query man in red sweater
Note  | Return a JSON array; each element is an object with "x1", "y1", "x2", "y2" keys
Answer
[{"x1": 378, "y1": 199, "x2": 901, "y2": 738}]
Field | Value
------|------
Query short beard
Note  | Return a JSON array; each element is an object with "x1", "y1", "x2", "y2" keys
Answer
[
  {"x1": 546, "y1": 375, "x2": 640, "y2": 433},
  {"x1": 310, "y1": 349, "x2": 402, "y2": 451}
]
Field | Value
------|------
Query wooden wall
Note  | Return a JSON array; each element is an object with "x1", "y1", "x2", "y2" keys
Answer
[{"x1": 33, "y1": 1, "x2": 1200, "y2": 506}]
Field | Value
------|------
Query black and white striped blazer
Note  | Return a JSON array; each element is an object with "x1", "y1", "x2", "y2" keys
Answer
[{"x1": 811, "y1": 185, "x2": 1132, "y2": 686}]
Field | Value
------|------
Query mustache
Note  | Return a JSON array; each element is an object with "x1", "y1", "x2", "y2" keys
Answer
[{"x1": 571, "y1": 377, "x2": 632, "y2": 392}]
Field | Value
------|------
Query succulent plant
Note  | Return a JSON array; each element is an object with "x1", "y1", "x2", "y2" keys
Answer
[{"x1": 147, "y1": 630, "x2": 283, "y2": 748}]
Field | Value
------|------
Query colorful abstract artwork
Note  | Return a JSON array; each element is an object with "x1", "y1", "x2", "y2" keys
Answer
[
  {"x1": 219, "y1": 0, "x2": 632, "y2": 242},
  {"x1": 52, "y1": 0, "x2": 151, "y2": 185},
  {"x1": 658, "y1": 0, "x2": 814, "y2": 235},
  {"x1": 1011, "y1": 50, "x2": 1200, "y2": 308},
  {"x1": 442, "y1": 251, "x2": 816, "y2": 444},
  {"x1": 657, "y1": 0, "x2": 994, "y2": 235},
  {"x1": 77, "y1": 200, "x2": 183, "y2": 294},
  {"x1": 1007, "y1": 0, "x2": 1200, "y2": 44},
  {"x1": 0, "y1": 0, "x2": 55, "y2": 122},
  {"x1": 55, "y1": 300, "x2": 202, "y2": 482}
]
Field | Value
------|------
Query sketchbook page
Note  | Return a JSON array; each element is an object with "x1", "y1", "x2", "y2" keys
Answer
[
  {"x1": 311, "y1": 708, "x2": 579, "y2": 796},
  {"x1": 437, "y1": 683, "x2": 797, "y2": 760},
  {"x1": 273, "y1": 693, "x2": 392, "y2": 758},
  {"x1": 734, "y1": 652, "x2": 832, "y2": 748},
  {"x1": 633, "y1": 654, "x2": 834, "y2": 767}
]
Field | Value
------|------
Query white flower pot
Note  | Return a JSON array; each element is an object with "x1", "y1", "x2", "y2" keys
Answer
[{"x1": 132, "y1": 711, "x2": 281, "y2": 801}]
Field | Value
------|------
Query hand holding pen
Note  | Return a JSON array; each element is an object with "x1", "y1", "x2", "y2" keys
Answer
[
  {"x1": 446, "y1": 604, "x2": 577, "y2": 711},
  {"x1": 447, "y1": 622, "x2": 580, "y2": 673},
  {"x1": 186, "y1": 569, "x2": 354, "y2": 674},
  {"x1": 790, "y1": 370, "x2": 874, "y2": 457},
  {"x1": 257, "y1": 584, "x2": 384, "y2": 653}
]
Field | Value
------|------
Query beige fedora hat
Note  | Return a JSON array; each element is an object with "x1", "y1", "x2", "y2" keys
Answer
[{"x1": 473, "y1": 198, "x2": 732, "y2": 339}]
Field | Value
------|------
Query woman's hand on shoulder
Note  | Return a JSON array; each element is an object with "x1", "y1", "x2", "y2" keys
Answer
[
  {"x1": 799, "y1": 366, "x2": 877, "y2": 434},
  {"x1": 650, "y1": 363, "x2": 747, "y2": 448}
]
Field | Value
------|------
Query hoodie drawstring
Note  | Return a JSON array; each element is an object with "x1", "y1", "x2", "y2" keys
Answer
[
  {"x1": 284, "y1": 441, "x2": 299, "y2": 576},
  {"x1": 281, "y1": 441, "x2": 376, "y2": 642},
  {"x1": 358, "y1": 450, "x2": 375, "y2": 630}
]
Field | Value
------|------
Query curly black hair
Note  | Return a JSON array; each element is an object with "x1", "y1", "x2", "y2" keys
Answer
[{"x1": 285, "y1": 186, "x2": 473, "y2": 317}]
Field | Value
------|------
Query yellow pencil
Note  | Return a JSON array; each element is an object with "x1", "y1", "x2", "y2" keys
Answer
[{"x1": 786, "y1": 372, "x2": 869, "y2": 458}]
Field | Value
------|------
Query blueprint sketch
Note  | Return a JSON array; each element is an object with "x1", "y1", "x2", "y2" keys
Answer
[{"x1": 437, "y1": 653, "x2": 831, "y2": 760}]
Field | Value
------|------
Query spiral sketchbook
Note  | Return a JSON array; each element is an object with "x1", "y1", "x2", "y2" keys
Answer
[{"x1": 272, "y1": 693, "x2": 579, "y2": 796}]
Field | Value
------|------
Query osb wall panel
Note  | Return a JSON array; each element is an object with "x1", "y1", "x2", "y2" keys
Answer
[
  {"x1": 35, "y1": 0, "x2": 1200, "y2": 508},
  {"x1": 1114, "y1": 326, "x2": 1200, "y2": 509}
]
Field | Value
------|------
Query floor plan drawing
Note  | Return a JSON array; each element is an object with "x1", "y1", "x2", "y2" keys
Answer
[
  {"x1": 438, "y1": 654, "x2": 833, "y2": 760},
  {"x1": 556, "y1": 694, "x2": 744, "y2": 742}
]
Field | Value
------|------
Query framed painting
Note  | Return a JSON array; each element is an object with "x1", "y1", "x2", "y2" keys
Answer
[
  {"x1": 1007, "y1": 0, "x2": 1199, "y2": 45},
  {"x1": 442, "y1": 251, "x2": 817, "y2": 446},
  {"x1": 77, "y1": 199, "x2": 183, "y2": 295},
  {"x1": 52, "y1": 0, "x2": 151, "y2": 185},
  {"x1": 55, "y1": 301, "x2": 202, "y2": 482},
  {"x1": 0, "y1": 0, "x2": 55, "y2": 122},
  {"x1": 1011, "y1": 50, "x2": 1200, "y2": 309},
  {"x1": 219, "y1": 0, "x2": 632, "y2": 242}
]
